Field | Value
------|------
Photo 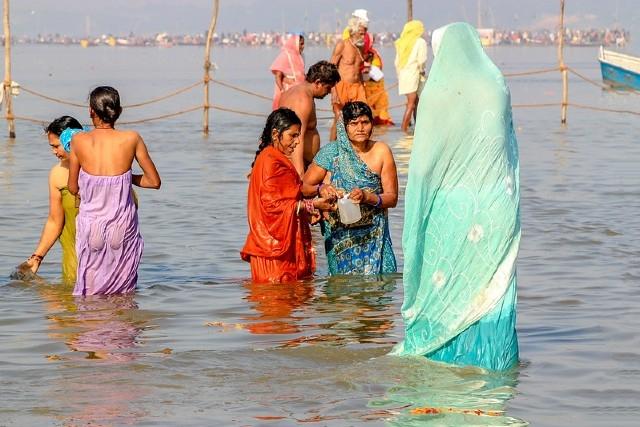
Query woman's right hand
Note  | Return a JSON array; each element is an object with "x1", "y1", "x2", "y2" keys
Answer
[
  {"x1": 27, "y1": 255, "x2": 43, "y2": 273},
  {"x1": 318, "y1": 184, "x2": 340, "y2": 202},
  {"x1": 17, "y1": 256, "x2": 41, "y2": 275}
]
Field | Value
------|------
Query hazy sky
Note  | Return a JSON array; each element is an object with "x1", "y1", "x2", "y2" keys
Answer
[{"x1": 7, "y1": 0, "x2": 640, "y2": 36}]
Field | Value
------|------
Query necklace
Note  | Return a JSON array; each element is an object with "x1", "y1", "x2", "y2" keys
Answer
[
  {"x1": 348, "y1": 38, "x2": 365, "y2": 62},
  {"x1": 94, "y1": 125, "x2": 113, "y2": 129}
]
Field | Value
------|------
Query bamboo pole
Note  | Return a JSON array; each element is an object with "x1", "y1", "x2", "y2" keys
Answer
[
  {"x1": 407, "y1": 0, "x2": 413, "y2": 21},
  {"x1": 3, "y1": 0, "x2": 15, "y2": 138},
  {"x1": 203, "y1": 0, "x2": 220, "y2": 135},
  {"x1": 558, "y1": 0, "x2": 568, "y2": 124}
]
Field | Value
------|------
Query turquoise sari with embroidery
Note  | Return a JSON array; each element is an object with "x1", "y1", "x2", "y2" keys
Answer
[
  {"x1": 313, "y1": 121, "x2": 397, "y2": 275},
  {"x1": 391, "y1": 23, "x2": 520, "y2": 371}
]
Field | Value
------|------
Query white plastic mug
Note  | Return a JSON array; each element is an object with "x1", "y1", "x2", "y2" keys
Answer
[{"x1": 338, "y1": 194, "x2": 362, "y2": 225}]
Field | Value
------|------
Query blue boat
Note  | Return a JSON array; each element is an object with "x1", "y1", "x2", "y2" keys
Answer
[{"x1": 598, "y1": 47, "x2": 640, "y2": 90}]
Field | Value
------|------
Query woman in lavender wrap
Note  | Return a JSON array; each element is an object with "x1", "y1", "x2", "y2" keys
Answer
[{"x1": 68, "y1": 86, "x2": 161, "y2": 296}]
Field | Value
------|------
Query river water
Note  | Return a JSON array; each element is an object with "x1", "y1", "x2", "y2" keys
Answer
[{"x1": 0, "y1": 44, "x2": 639, "y2": 426}]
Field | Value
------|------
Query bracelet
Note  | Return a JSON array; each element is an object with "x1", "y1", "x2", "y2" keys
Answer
[
  {"x1": 304, "y1": 198, "x2": 315, "y2": 214},
  {"x1": 374, "y1": 194, "x2": 382, "y2": 208},
  {"x1": 316, "y1": 183, "x2": 324, "y2": 196},
  {"x1": 30, "y1": 253, "x2": 44, "y2": 262}
]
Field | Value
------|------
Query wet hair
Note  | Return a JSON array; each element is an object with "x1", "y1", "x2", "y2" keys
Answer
[
  {"x1": 252, "y1": 108, "x2": 301, "y2": 168},
  {"x1": 342, "y1": 101, "x2": 373, "y2": 124},
  {"x1": 305, "y1": 60, "x2": 341, "y2": 85},
  {"x1": 89, "y1": 86, "x2": 122, "y2": 125},
  {"x1": 44, "y1": 115, "x2": 83, "y2": 136}
]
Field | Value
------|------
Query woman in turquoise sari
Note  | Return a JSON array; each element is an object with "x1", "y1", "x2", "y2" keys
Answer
[
  {"x1": 303, "y1": 101, "x2": 398, "y2": 275},
  {"x1": 392, "y1": 23, "x2": 520, "y2": 371}
]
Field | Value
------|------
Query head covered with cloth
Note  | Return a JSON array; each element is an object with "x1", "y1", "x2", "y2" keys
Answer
[
  {"x1": 392, "y1": 23, "x2": 521, "y2": 371},
  {"x1": 304, "y1": 101, "x2": 398, "y2": 276},
  {"x1": 394, "y1": 20, "x2": 425, "y2": 69}
]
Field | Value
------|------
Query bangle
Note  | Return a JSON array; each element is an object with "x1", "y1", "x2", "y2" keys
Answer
[
  {"x1": 316, "y1": 183, "x2": 324, "y2": 196},
  {"x1": 374, "y1": 194, "x2": 382, "y2": 208},
  {"x1": 304, "y1": 198, "x2": 315, "y2": 213},
  {"x1": 30, "y1": 253, "x2": 44, "y2": 262}
]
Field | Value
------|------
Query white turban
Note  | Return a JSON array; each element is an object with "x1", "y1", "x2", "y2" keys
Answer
[{"x1": 352, "y1": 9, "x2": 369, "y2": 23}]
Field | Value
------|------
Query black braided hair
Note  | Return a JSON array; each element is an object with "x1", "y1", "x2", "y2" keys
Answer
[{"x1": 251, "y1": 108, "x2": 301, "y2": 168}]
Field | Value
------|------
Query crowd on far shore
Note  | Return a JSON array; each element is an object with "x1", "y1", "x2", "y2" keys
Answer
[{"x1": 3, "y1": 27, "x2": 630, "y2": 48}]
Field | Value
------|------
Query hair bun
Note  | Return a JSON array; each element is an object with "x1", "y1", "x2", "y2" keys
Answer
[{"x1": 89, "y1": 86, "x2": 122, "y2": 125}]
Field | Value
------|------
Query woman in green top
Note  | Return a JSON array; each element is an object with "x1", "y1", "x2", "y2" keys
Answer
[{"x1": 22, "y1": 116, "x2": 84, "y2": 283}]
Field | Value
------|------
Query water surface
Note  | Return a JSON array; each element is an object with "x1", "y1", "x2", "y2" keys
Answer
[{"x1": 1, "y1": 45, "x2": 639, "y2": 426}]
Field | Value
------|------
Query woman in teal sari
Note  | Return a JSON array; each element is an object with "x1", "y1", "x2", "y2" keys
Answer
[
  {"x1": 302, "y1": 101, "x2": 398, "y2": 275},
  {"x1": 392, "y1": 23, "x2": 520, "y2": 371}
]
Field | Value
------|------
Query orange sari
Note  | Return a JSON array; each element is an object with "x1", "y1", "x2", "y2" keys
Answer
[
  {"x1": 241, "y1": 146, "x2": 315, "y2": 283},
  {"x1": 364, "y1": 48, "x2": 394, "y2": 126}
]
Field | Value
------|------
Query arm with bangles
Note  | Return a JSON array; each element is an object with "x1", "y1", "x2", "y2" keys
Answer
[
  {"x1": 299, "y1": 163, "x2": 339, "y2": 222},
  {"x1": 24, "y1": 167, "x2": 66, "y2": 273},
  {"x1": 295, "y1": 195, "x2": 334, "y2": 215},
  {"x1": 301, "y1": 163, "x2": 340, "y2": 200}
]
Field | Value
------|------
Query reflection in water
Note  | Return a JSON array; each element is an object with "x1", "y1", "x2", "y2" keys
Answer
[
  {"x1": 37, "y1": 283, "x2": 148, "y2": 425},
  {"x1": 39, "y1": 284, "x2": 142, "y2": 361},
  {"x1": 369, "y1": 356, "x2": 528, "y2": 426},
  {"x1": 240, "y1": 274, "x2": 527, "y2": 425},
  {"x1": 240, "y1": 275, "x2": 399, "y2": 348},
  {"x1": 317, "y1": 275, "x2": 398, "y2": 346},
  {"x1": 243, "y1": 280, "x2": 314, "y2": 335},
  {"x1": 68, "y1": 295, "x2": 141, "y2": 361},
  {"x1": 0, "y1": 138, "x2": 16, "y2": 191},
  {"x1": 392, "y1": 134, "x2": 414, "y2": 177}
]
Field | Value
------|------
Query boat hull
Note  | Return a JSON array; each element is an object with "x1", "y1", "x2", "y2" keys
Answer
[
  {"x1": 598, "y1": 47, "x2": 640, "y2": 90},
  {"x1": 599, "y1": 60, "x2": 640, "y2": 89}
]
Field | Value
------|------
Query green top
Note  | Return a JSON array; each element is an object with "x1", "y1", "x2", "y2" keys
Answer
[{"x1": 59, "y1": 187, "x2": 78, "y2": 283}]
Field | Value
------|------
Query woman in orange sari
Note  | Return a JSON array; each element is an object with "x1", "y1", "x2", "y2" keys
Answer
[
  {"x1": 270, "y1": 34, "x2": 305, "y2": 110},
  {"x1": 364, "y1": 42, "x2": 394, "y2": 126},
  {"x1": 241, "y1": 108, "x2": 333, "y2": 283}
]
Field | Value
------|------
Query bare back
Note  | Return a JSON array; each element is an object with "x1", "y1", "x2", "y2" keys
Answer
[
  {"x1": 68, "y1": 128, "x2": 161, "y2": 194},
  {"x1": 279, "y1": 83, "x2": 320, "y2": 174},
  {"x1": 72, "y1": 129, "x2": 139, "y2": 176}
]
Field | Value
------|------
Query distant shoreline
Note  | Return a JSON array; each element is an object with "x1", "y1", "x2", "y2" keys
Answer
[
  {"x1": 5, "y1": 43, "x2": 627, "y2": 49},
  {"x1": 2, "y1": 27, "x2": 630, "y2": 49}
]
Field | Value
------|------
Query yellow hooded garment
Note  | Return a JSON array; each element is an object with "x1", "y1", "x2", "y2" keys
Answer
[{"x1": 395, "y1": 20, "x2": 425, "y2": 69}]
